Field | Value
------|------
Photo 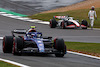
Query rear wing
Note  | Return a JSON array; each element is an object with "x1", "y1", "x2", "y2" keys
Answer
[
  {"x1": 54, "y1": 16, "x2": 66, "y2": 19},
  {"x1": 12, "y1": 29, "x2": 26, "y2": 37},
  {"x1": 53, "y1": 16, "x2": 73, "y2": 20}
]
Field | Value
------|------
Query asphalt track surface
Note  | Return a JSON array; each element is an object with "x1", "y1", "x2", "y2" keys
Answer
[
  {"x1": 0, "y1": 15, "x2": 100, "y2": 67},
  {"x1": 0, "y1": 15, "x2": 100, "y2": 43}
]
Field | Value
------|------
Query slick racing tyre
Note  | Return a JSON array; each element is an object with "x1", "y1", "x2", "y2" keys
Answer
[
  {"x1": 61, "y1": 22, "x2": 66, "y2": 29},
  {"x1": 54, "y1": 38, "x2": 66, "y2": 57},
  {"x1": 13, "y1": 37, "x2": 24, "y2": 55},
  {"x1": 50, "y1": 19, "x2": 57, "y2": 28},
  {"x1": 81, "y1": 20, "x2": 88, "y2": 29},
  {"x1": 3, "y1": 36, "x2": 13, "y2": 53}
]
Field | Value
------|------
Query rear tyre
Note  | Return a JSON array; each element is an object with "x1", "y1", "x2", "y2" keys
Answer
[
  {"x1": 3, "y1": 36, "x2": 13, "y2": 53},
  {"x1": 13, "y1": 37, "x2": 24, "y2": 55},
  {"x1": 54, "y1": 38, "x2": 66, "y2": 57},
  {"x1": 50, "y1": 19, "x2": 57, "y2": 28},
  {"x1": 61, "y1": 22, "x2": 66, "y2": 29},
  {"x1": 81, "y1": 20, "x2": 88, "y2": 29}
]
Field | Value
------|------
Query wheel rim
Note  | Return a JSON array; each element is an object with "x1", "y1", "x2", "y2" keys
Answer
[
  {"x1": 54, "y1": 38, "x2": 57, "y2": 48},
  {"x1": 12, "y1": 41, "x2": 16, "y2": 54},
  {"x1": 3, "y1": 37, "x2": 5, "y2": 52},
  {"x1": 50, "y1": 21, "x2": 52, "y2": 27},
  {"x1": 62, "y1": 23, "x2": 64, "y2": 28}
]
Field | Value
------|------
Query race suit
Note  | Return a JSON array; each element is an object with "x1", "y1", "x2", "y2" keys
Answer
[{"x1": 88, "y1": 10, "x2": 97, "y2": 27}]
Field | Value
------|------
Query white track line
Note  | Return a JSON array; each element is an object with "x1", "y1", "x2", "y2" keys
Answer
[
  {"x1": 26, "y1": 19, "x2": 41, "y2": 22},
  {"x1": 7, "y1": 16, "x2": 21, "y2": 18},
  {"x1": 0, "y1": 37, "x2": 3, "y2": 39},
  {"x1": 16, "y1": 17, "x2": 31, "y2": 20},
  {"x1": 68, "y1": 51, "x2": 100, "y2": 60},
  {"x1": 0, "y1": 14, "x2": 13, "y2": 16},
  {"x1": 0, "y1": 12, "x2": 7, "y2": 14},
  {"x1": 0, "y1": 58, "x2": 30, "y2": 67},
  {"x1": 0, "y1": 12, "x2": 50, "y2": 24},
  {"x1": 88, "y1": 28, "x2": 100, "y2": 30},
  {"x1": 37, "y1": 21, "x2": 49, "y2": 24}
]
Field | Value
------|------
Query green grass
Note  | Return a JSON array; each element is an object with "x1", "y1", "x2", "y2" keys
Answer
[
  {"x1": 29, "y1": 8, "x2": 100, "y2": 28},
  {"x1": 65, "y1": 42, "x2": 100, "y2": 54},
  {"x1": 0, "y1": 61, "x2": 19, "y2": 67}
]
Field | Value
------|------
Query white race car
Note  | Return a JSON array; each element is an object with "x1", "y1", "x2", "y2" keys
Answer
[{"x1": 50, "y1": 16, "x2": 88, "y2": 29}]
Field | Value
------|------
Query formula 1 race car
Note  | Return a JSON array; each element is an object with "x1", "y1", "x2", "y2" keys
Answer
[
  {"x1": 2, "y1": 28, "x2": 66, "y2": 57},
  {"x1": 50, "y1": 16, "x2": 88, "y2": 29}
]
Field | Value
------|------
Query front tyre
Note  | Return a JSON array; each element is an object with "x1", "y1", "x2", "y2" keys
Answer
[
  {"x1": 13, "y1": 37, "x2": 24, "y2": 55},
  {"x1": 54, "y1": 38, "x2": 66, "y2": 57}
]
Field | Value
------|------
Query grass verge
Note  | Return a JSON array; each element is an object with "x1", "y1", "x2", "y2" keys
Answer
[
  {"x1": 65, "y1": 42, "x2": 100, "y2": 57},
  {"x1": 0, "y1": 61, "x2": 18, "y2": 67},
  {"x1": 29, "y1": 8, "x2": 100, "y2": 28}
]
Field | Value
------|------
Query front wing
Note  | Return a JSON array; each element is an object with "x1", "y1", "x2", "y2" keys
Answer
[{"x1": 20, "y1": 47, "x2": 65, "y2": 54}]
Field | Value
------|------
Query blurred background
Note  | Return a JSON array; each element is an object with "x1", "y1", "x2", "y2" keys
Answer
[{"x1": 0, "y1": 0, "x2": 83, "y2": 15}]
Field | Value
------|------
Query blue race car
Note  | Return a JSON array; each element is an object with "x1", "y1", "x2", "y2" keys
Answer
[{"x1": 3, "y1": 27, "x2": 66, "y2": 57}]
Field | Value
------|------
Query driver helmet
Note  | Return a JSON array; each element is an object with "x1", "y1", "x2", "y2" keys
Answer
[
  {"x1": 91, "y1": 6, "x2": 95, "y2": 10},
  {"x1": 31, "y1": 25, "x2": 36, "y2": 29},
  {"x1": 29, "y1": 26, "x2": 36, "y2": 32}
]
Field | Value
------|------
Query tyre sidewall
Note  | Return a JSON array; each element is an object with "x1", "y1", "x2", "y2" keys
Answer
[{"x1": 3, "y1": 36, "x2": 13, "y2": 53}]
